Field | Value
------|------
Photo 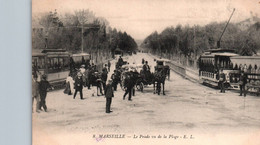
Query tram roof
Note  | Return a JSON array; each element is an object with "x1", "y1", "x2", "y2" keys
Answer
[
  {"x1": 72, "y1": 53, "x2": 90, "y2": 57},
  {"x1": 205, "y1": 48, "x2": 236, "y2": 53},
  {"x1": 32, "y1": 49, "x2": 70, "y2": 56},
  {"x1": 230, "y1": 56, "x2": 260, "y2": 66},
  {"x1": 156, "y1": 58, "x2": 170, "y2": 62},
  {"x1": 201, "y1": 52, "x2": 238, "y2": 57}
]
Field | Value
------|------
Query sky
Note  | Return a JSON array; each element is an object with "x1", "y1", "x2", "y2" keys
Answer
[{"x1": 32, "y1": 0, "x2": 260, "y2": 40}]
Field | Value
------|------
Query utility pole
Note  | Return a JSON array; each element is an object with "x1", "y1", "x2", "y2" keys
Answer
[{"x1": 81, "y1": 24, "x2": 84, "y2": 53}]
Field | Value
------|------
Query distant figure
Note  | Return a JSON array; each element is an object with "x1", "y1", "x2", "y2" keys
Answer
[
  {"x1": 108, "y1": 61, "x2": 111, "y2": 72},
  {"x1": 111, "y1": 70, "x2": 120, "y2": 91},
  {"x1": 103, "y1": 64, "x2": 108, "y2": 74},
  {"x1": 105, "y1": 80, "x2": 114, "y2": 113},
  {"x1": 101, "y1": 68, "x2": 108, "y2": 91},
  {"x1": 38, "y1": 74, "x2": 53, "y2": 112},
  {"x1": 142, "y1": 58, "x2": 145, "y2": 64},
  {"x1": 80, "y1": 65, "x2": 86, "y2": 87},
  {"x1": 74, "y1": 72, "x2": 84, "y2": 100},
  {"x1": 219, "y1": 69, "x2": 226, "y2": 93},
  {"x1": 94, "y1": 72, "x2": 103, "y2": 96},
  {"x1": 239, "y1": 71, "x2": 247, "y2": 97},
  {"x1": 118, "y1": 56, "x2": 123, "y2": 66},
  {"x1": 64, "y1": 73, "x2": 74, "y2": 95}
]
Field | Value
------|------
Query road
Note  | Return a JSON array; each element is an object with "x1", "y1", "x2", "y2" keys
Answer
[{"x1": 32, "y1": 53, "x2": 260, "y2": 145}]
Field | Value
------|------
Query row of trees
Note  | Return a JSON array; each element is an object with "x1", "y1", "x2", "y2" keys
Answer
[
  {"x1": 32, "y1": 9, "x2": 137, "y2": 55},
  {"x1": 142, "y1": 20, "x2": 260, "y2": 67}
]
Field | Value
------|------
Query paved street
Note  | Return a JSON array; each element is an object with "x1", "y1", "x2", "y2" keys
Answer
[{"x1": 32, "y1": 53, "x2": 260, "y2": 145}]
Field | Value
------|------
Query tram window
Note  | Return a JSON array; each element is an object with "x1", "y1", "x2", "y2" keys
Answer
[
  {"x1": 38, "y1": 57, "x2": 45, "y2": 69},
  {"x1": 64, "y1": 57, "x2": 70, "y2": 69}
]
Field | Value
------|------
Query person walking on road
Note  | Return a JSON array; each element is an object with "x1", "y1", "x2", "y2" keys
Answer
[
  {"x1": 219, "y1": 69, "x2": 226, "y2": 93},
  {"x1": 111, "y1": 70, "x2": 120, "y2": 91},
  {"x1": 74, "y1": 72, "x2": 84, "y2": 100},
  {"x1": 101, "y1": 68, "x2": 108, "y2": 91},
  {"x1": 32, "y1": 75, "x2": 40, "y2": 113},
  {"x1": 108, "y1": 60, "x2": 111, "y2": 72},
  {"x1": 123, "y1": 74, "x2": 135, "y2": 101},
  {"x1": 239, "y1": 71, "x2": 247, "y2": 97},
  {"x1": 105, "y1": 80, "x2": 114, "y2": 113},
  {"x1": 38, "y1": 74, "x2": 53, "y2": 112}
]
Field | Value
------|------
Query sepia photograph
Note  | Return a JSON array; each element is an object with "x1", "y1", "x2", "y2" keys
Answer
[{"x1": 32, "y1": 0, "x2": 260, "y2": 145}]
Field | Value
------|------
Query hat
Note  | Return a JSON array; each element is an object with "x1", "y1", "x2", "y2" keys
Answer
[{"x1": 81, "y1": 64, "x2": 85, "y2": 68}]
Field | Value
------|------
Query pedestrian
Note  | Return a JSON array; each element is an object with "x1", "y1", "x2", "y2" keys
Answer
[
  {"x1": 108, "y1": 60, "x2": 111, "y2": 72},
  {"x1": 239, "y1": 71, "x2": 247, "y2": 97},
  {"x1": 105, "y1": 79, "x2": 114, "y2": 113},
  {"x1": 95, "y1": 72, "x2": 104, "y2": 96},
  {"x1": 101, "y1": 68, "x2": 108, "y2": 91},
  {"x1": 219, "y1": 69, "x2": 226, "y2": 93},
  {"x1": 74, "y1": 72, "x2": 84, "y2": 100},
  {"x1": 142, "y1": 58, "x2": 145, "y2": 64},
  {"x1": 64, "y1": 73, "x2": 74, "y2": 95},
  {"x1": 123, "y1": 74, "x2": 134, "y2": 101},
  {"x1": 32, "y1": 75, "x2": 40, "y2": 113},
  {"x1": 80, "y1": 65, "x2": 86, "y2": 87},
  {"x1": 103, "y1": 64, "x2": 108, "y2": 74},
  {"x1": 111, "y1": 70, "x2": 119, "y2": 91},
  {"x1": 38, "y1": 74, "x2": 53, "y2": 112}
]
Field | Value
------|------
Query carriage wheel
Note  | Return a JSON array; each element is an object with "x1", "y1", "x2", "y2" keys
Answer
[{"x1": 136, "y1": 82, "x2": 144, "y2": 92}]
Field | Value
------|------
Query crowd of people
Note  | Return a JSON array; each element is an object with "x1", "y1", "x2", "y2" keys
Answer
[{"x1": 32, "y1": 56, "x2": 151, "y2": 114}]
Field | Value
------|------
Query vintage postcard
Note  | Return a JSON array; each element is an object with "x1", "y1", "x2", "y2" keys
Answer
[{"x1": 32, "y1": 0, "x2": 260, "y2": 145}]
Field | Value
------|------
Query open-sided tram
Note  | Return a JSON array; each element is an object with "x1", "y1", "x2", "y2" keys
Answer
[{"x1": 198, "y1": 49, "x2": 238, "y2": 87}]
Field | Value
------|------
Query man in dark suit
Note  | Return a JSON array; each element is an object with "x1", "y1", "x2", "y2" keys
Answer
[
  {"x1": 111, "y1": 70, "x2": 120, "y2": 91},
  {"x1": 74, "y1": 72, "x2": 84, "y2": 99},
  {"x1": 123, "y1": 73, "x2": 135, "y2": 101},
  {"x1": 38, "y1": 74, "x2": 53, "y2": 112},
  {"x1": 239, "y1": 71, "x2": 247, "y2": 97},
  {"x1": 105, "y1": 80, "x2": 114, "y2": 113},
  {"x1": 219, "y1": 69, "x2": 226, "y2": 93},
  {"x1": 101, "y1": 68, "x2": 108, "y2": 91}
]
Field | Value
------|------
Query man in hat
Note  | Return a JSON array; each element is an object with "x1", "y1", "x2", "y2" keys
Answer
[
  {"x1": 239, "y1": 71, "x2": 247, "y2": 97},
  {"x1": 123, "y1": 73, "x2": 135, "y2": 101},
  {"x1": 107, "y1": 60, "x2": 111, "y2": 72},
  {"x1": 105, "y1": 79, "x2": 114, "y2": 113},
  {"x1": 80, "y1": 65, "x2": 86, "y2": 87},
  {"x1": 101, "y1": 68, "x2": 108, "y2": 91},
  {"x1": 74, "y1": 72, "x2": 84, "y2": 99},
  {"x1": 38, "y1": 74, "x2": 53, "y2": 112},
  {"x1": 111, "y1": 70, "x2": 120, "y2": 91},
  {"x1": 103, "y1": 64, "x2": 108, "y2": 74},
  {"x1": 219, "y1": 69, "x2": 226, "y2": 93},
  {"x1": 94, "y1": 72, "x2": 104, "y2": 96}
]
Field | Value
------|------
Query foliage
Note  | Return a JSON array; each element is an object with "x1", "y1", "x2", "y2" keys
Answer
[
  {"x1": 32, "y1": 9, "x2": 137, "y2": 54},
  {"x1": 142, "y1": 21, "x2": 260, "y2": 57}
]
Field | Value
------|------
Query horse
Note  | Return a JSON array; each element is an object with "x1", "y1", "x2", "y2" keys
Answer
[{"x1": 153, "y1": 68, "x2": 167, "y2": 95}]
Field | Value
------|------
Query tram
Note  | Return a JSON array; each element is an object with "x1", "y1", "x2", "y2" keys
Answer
[
  {"x1": 229, "y1": 56, "x2": 260, "y2": 94},
  {"x1": 198, "y1": 49, "x2": 238, "y2": 87}
]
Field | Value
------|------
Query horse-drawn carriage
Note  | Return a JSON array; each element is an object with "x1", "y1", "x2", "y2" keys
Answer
[
  {"x1": 118, "y1": 59, "x2": 170, "y2": 95},
  {"x1": 119, "y1": 63, "x2": 143, "y2": 91}
]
